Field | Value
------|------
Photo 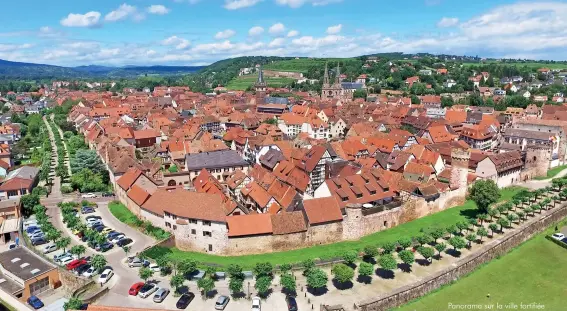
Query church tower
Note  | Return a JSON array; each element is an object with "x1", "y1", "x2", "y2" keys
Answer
[
  {"x1": 254, "y1": 65, "x2": 267, "y2": 93},
  {"x1": 321, "y1": 62, "x2": 344, "y2": 100}
]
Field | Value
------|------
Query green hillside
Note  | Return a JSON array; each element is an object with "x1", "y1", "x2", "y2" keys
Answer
[
  {"x1": 463, "y1": 61, "x2": 567, "y2": 70},
  {"x1": 225, "y1": 75, "x2": 295, "y2": 90},
  {"x1": 264, "y1": 57, "x2": 357, "y2": 73}
]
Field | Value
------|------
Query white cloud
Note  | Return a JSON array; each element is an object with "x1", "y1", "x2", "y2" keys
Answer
[
  {"x1": 60, "y1": 11, "x2": 101, "y2": 27},
  {"x1": 269, "y1": 23, "x2": 286, "y2": 35},
  {"x1": 224, "y1": 0, "x2": 262, "y2": 10},
  {"x1": 249, "y1": 26, "x2": 264, "y2": 36},
  {"x1": 326, "y1": 24, "x2": 342, "y2": 34},
  {"x1": 162, "y1": 36, "x2": 191, "y2": 49},
  {"x1": 287, "y1": 30, "x2": 299, "y2": 37},
  {"x1": 105, "y1": 4, "x2": 140, "y2": 22},
  {"x1": 0, "y1": 43, "x2": 33, "y2": 52},
  {"x1": 147, "y1": 5, "x2": 170, "y2": 15},
  {"x1": 292, "y1": 34, "x2": 346, "y2": 47},
  {"x1": 215, "y1": 29, "x2": 236, "y2": 39},
  {"x1": 275, "y1": 0, "x2": 342, "y2": 8},
  {"x1": 437, "y1": 17, "x2": 459, "y2": 28},
  {"x1": 269, "y1": 38, "x2": 285, "y2": 47}
]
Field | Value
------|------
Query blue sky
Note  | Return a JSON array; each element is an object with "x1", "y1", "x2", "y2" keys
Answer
[{"x1": 1, "y1": 0, "x2": 566, "y2": 66}]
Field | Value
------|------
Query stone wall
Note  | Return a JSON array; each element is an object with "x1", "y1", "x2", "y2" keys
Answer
[
  {"x1": 60, "y1": 269, "x2": 91, "y2": 296},
  {"x1": 358, "y1": 203, "x2": 567, "y2": 311}
]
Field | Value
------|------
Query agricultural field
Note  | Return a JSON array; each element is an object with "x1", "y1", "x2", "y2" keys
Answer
[
  {"x1": 463, "y1": 61, "x2": 567, "y2": 70},
  {"x1": 263, "y1": 57, "x2": 356, "y2": 73},
  {"x1": 225, "y1": 75, "x2": 295, "y2": 90}
]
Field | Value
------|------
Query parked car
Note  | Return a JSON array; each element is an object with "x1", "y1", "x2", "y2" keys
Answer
[
  {"x1": 252, "y1": 296, "x2": 261, "y2": 311},
  {"x1": 138, "y1": 283, "x2": 158, "y2": 298},
  {"x1": 98, "y1": 269, "x2": 114, "y2": 284},
  {"x1": 97, "y1": 242, "x2": 114, "y2": 252},
  {"x1": 87, "y1": 221, "x2": 103, "y2": 228},
  {"x1": 106, "y1": 231, "x2": 120, "y2": 238},
  {"x1": 29, "y1": 231, "x2": 45, "y2": 239},
  {"x1": 31, "y1": 237, "x2": 47, "y2": 246},
  {"x1": 66, "y1": 259, "x2": 87, "y2": 271},
  {"x1": 148, "y1": 264, "x2": 161, "y2": 273},
  {"x1": 552, "y1": 233, "x2": 565, "y2": 241},
  {"x1": 109, "y1": 234, "x2": 125, "y2": 243},
  {"x1": 93, "y1": 225, "x2": 105, "y2": 233},
  {"x1": 81, "y1": 207, "x2": 95, "y2": 214},
  {"x1": 85, "y1": 215, "x2": 102, "y2": 221},
  {"x1": 75, "y1": 264, "x2": 91, "y2": 276},
  {"x1": 286, "y1": 296, "x2": 298, "y2": 311},
  {"x1": 54, "y1": 253, "x2": 71, "y2": 262},
  {"x1": 82, "y1": 193, "x2": 97, "y2": 198},
  {"x1": 101, "y1": 227, "x2": 113, "y2": 234},
  {"x1": 43, "y1": 244, "x2": 58, "y2": 254},
  {"x1": 116, "y1": 238, "x2": 133, "y2": 247},
  {"x1": 27, "y1": 296, "x2": 44, "y2": 310},
  {"x1": 60, "y1": 256, "x2": 74, "y2": 266},
  {"x1": 82, "y1": 266, "x2": 96, "y2": 278},
  {"x1": 215, "y1": 295, "x2": 230, "y2": 310},
  {"x1": 129, "y1": 282, "x2": 145, "y2": 296},
  {"x1": 176, "y1": 292, "x2": 195, "y2": 309},
  {"x1": 26, "y1": 226, "x2": 41, "y2": 234},
  {"x1": 102, "y1": 192, "x2": 114, "y2": 197},
  {"x1": 128, "y1": 257, "x2": 143, "y2": 268},
  {"x1": 153, "y1": 287, "x2": 170, "y2": 303}
]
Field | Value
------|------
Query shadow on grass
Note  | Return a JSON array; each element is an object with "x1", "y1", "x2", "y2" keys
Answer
[
  {"x1": 459, "y1": 208, "x2": 480, "y2": 220},
  {"x1": 332, "y1": 279, "x2": 354, "y2": 290},
  {"x1": 307, "y1": 286, "x2": 328, "y2": 296},
  {"x1": 357, "y1": 275, "x2": 372, "y2": 284},
  {"x1": 375, "y1": 268, "x2": 395, "y2": 280}
]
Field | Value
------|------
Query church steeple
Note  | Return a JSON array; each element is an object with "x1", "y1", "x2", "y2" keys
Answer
[
  {"x1": 257, "y1": 65, "x2": 265, "y2": 84},
  {"x1": 323, "y1": 62, "x2": 330, "y2": 86},
  {"x1": 335, "y1": 62, "x2": 341, "y2": 84},
  {"x1": 254, "y1": 64, "x2": 267, "y2": 93}
]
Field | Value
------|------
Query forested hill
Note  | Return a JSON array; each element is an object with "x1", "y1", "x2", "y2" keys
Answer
[{"x1": 0, "y1": 59, "x2": 204, "y2": 79}]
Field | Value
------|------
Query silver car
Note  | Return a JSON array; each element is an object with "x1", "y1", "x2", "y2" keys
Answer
[
  {"x1": 128, "y1": 257, "x2": 142, "y2": 268},
  {"x1": 215, "y1": 295, "x2": 230, "y2": 310},
  {"x1": 153, "y1": 287, "x2": 170, "y2": 303}
]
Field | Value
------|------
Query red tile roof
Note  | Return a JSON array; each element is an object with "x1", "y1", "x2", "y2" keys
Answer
[
  {"x1": 127, "y1": 185, "x2": 151, "y2": 206},
  {"x1": 116, "y1": 167, "x2": 142, "y2": 190},
  {"x1": 303, "y1": 197, "x2": 343, "y2": 225},
  {"x1": 227, "y1": 214, "x2": 273, "y2": 237}
]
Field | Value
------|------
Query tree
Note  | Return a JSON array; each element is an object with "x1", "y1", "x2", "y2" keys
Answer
[
  {"x1": 331, "y1": 263, "x2": 354, "y2": 284},
  {"x1": 397, "y1": 237, "x2": 412, "y2": 250},
  {"x1": 446, "y1": 224, "x2": 459, "y2": 237},
  {"x1": 178, "y1": 259, "x2": 197, "y2": 276},
  {"x1": 229, "y1": 276, "x2": 244, "y2": 295},
  {"x1": 507, "y1": 213, "x2": 518, "y2": 224},
  {"x1": 381, "y1": 241, "x2": 396, "y2": 254},
  {"x1": 139, "y1": 267, "x2": 154, "y2": 282},
  {"x1": 46, "y1": 229, "x2": 62, "y2": 243},
  {"x1": 488, "y1": 208, "x2": 498, "y2": 221},
  {"x1": 416, "y1": 234, "x2": 433, "y2": 246},
  {"x1": 71, "y1": 149, "x2": 108, "y2": 176},
  {"x1": 280, "y1": 273, "x2": 296, "y2": 292},
  {"x1": 63, "y1": 297, "x2": 83, "y2": 311},
  {"x1": 306, "y1": 268, "x2": 328, "y2": 292},
  {"x1": 341, "y1": 250, "x2": 358, "y2": 266},
  {"x1": 20, "y1": 194, "x2": 40, "y2": 217},
  {"x1": 70, "y1": 245, "x2": 86, "y2": 258},
  {"x1": 478, "y1": 213, "x2": 488, "y2": 225},
  {"x1": 488, "y1": 223, "x2": 498, "y2": 237},
  {"x1": 469, "y1": 180, "x2": 500, "y2": 213},
  {"x1": 170, "y1": 274, "x2": 185, "y2": 293},
  {"x1": 398, "y1": 250, "x2": 415, "y2": 270},
  {"x1": 517, "y1": 211, "x2": 525, "y2": 221},
  {"x1": 253, "y1": 262, "x2": 273, "y2": 278},
  {"x1": 56, "y1": 237, "x2": 71, "y2": 252},
  {"x1": 197, "y1": 277, "x2": 216, "y2": 297},
  {"x1": 279, "y1": 263, "x2": 292, "y2": 274},
  {"x1": 301, "y1": 259, "x2": 315, "y2": 275},
  {"x1": 449, "y1": 236, "x2": 467, "y2": 252},
  {"x1": 417, "y1": 246, "x2": 435, "y2": 263},
  {"x1": 456, "y1": 221, "x2": 469, "y2": 234},
  {"x1": 358, "y1": 262, "x2": 374, "y2": 280},
  {"x1": 497, "y1": 217, "x2": 510, "y2": 232},
  {"x1": 91, "y1": 255, "x2": 107, "y2": 272},
  {"x1": 434, "y1": 243, "x2": 447, "y2": 259},
  {"x1": 363, "y1": 245, "x2": 379, "y2": 260},
  {"x1": 477, "y1": 227, "x2": 488, "y2": 242},
  {"x1": 378, "y1": 254, "x2": 397, "y2": 272},
  {"x1": 429, "y1": 228, "x2": 445, "y2": 243},
  {"x1": 465, "y1": 233, "x2": 477, "y2": 248}
]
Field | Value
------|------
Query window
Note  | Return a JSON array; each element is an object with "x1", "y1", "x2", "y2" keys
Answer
[
  {"x1": 189, "y1": 219, "x2": 197, "y2": 224},
  {"x1": 203, "y1": 221, "x2": 211, "y2": 226},
  {"x1": 173, "y1": 225, "x2": 177, "y2": 230},
  {"x1": 203, "y1": 231, "x2": 212, "y2": 237},
  {"x1": 208, "y1": 244, "x2": 213, "y2": 252},
  {"x1": 191, "y1": 229, "x2": 196, "y2": 234},
  {"x1": 165, "y1": 222, "x2": 171, "y2": 228}
]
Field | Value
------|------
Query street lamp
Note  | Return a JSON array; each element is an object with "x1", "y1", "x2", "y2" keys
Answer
[{"x1": 247, "y1": 281, "x2": 250, "y2": 299}]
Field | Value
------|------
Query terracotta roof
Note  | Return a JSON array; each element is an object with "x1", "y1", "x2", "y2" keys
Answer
[
  {"x1": 133, "y1": 128, "x2": 159, "y2": 140},
  {"x1": 127, "y1": 185, "x2": 151, "y2": 206},
  {"x1": 303, "y1": 197, "x2": 343, "y2": 225},
  {"x1": 227, "y1": 214, "x2": 273, "y2": 237},
  {"x1": 243, "y1": 182, "x2": 273, "y2": 208},
  {"x1": 487, "y1": 151, "x2": 523, "y2": 173},
  {"x1": 426, "y1": 125, "x2": 457, "y2": 143},
  {"x1": 272, "y1": 160, "x2": 309, "y2": 192},
  {"x1": 142, "y1": 188, "x2": 227, "y2": 222},
  {"x1": 271, "y1": 211, "x2": 307, "y2": 235},
  {"x1": 116, "y1": 167, "x2": 142, "y2": 190}
]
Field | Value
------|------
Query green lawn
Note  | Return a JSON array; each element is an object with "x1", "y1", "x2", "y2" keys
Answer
[
  {"x1": 534, "y1": 165, "x2": 567, "y2": 180},
  {"x1": 108, "y1": 201, "x2": 139, "y2": 226},
  {"x1": 225, "y1": 75, "x2": 295, "y2": 90},
  {"x1": 263, "y1": 58, "x2": 354, "y2": 73},
  {"x1": 396, "y1": 217, "x2": 567, "y2": 311},
  {"x1": 143, "y1": 187, "x2": 524, "y2": 269}
]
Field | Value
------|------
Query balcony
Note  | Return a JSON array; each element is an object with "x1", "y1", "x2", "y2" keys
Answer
[{"x1": 361, "y1": 198, "x2": 402, "y2": 216}]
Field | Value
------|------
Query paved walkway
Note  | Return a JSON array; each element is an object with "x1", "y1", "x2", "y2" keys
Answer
[
  {"x1": 49, "y1": 114, "x2": 72, "y2": 178},
  {"x1": 522, "y1": 167, "x2": 567, "y2": 190},
  {"x1": 43, "y1": 115, "x2": 62, "y2": 199}
]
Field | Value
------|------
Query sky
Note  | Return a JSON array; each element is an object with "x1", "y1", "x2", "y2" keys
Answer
[{"x1": 1, "y1": 0, "x2": 567, "y2": 67}]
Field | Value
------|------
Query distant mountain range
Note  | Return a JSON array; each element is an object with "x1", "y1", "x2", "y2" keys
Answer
[{"x1": 0, "y1": 59, "x2": 205, "y2": 79}]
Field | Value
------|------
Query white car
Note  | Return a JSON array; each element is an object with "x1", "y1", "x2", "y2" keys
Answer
[
  {"x1": 87, "y1": 220, "x2": 103, "y2": 228},
  {"x1": 149, "y1": 264, "x2": 160, "y2": 273},
  {"x1": 251, "y1": 296, "x2": 261, "y2": 311},
  {"x1": 82, "y1": 266, "x2": 96, "y2": 278},
  {"x1": 43, "y1": 244, "x2": 58, "y2": 254},
  {"x1": 109, "y1": 235, "x2": 125, "y2": 243},
  {"x1": 552, "y1": 233, "x2": 565, "y2": 241},
  {"x1": 98, "y1": 269, "x2": 114, "y2": 284},
  {"x1": 82, "y1": 193, "x2": 97, "y2": 198},
  {"x1": 59, "y1": 256, "x2": 74, "y2": 266},
  {"x1": 137, "y1": 283, "x2": 158, "y2": 298}
]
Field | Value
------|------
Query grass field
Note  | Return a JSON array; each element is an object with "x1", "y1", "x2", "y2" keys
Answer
[
  {"x1": 263, "y1": 58, "x2": 355, "y2": 73},
  {"x1": 108, "y1": 201, "x2": 139, "y2": 226},
  {"x1": 225, "y1": 75, "x2": 295, "y2": 90},
  {"x1": 463, "y1": 61, "x2": 567, "y2": 70},
  {"x1": 534, "y1": 165, "x2": 567, "y2": 180},
  {"x1": 396, "y1": 217, "x2": 567, "y2": 311},
  {"x1": 143, "y1": 187, "x2": 524, "y2": 269}
]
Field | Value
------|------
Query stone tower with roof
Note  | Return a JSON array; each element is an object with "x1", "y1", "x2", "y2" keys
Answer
[
  {"x1": 450, "y1": 148, "x2": 471, "y2": 190},
  {"x1": 254, "y1": 65, "x2": 267, "y2": 93},
  {"x1": 321, "y1": 62, "x2": 345, "y2": 101}
]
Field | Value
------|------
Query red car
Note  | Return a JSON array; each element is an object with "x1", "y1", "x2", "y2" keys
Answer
[
  {"x1": 129, "y1": 282, "x2": 145, "y2": 296},
  {"x1": 66, "y1": 259, "x2": 87, "y2": 271}
]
